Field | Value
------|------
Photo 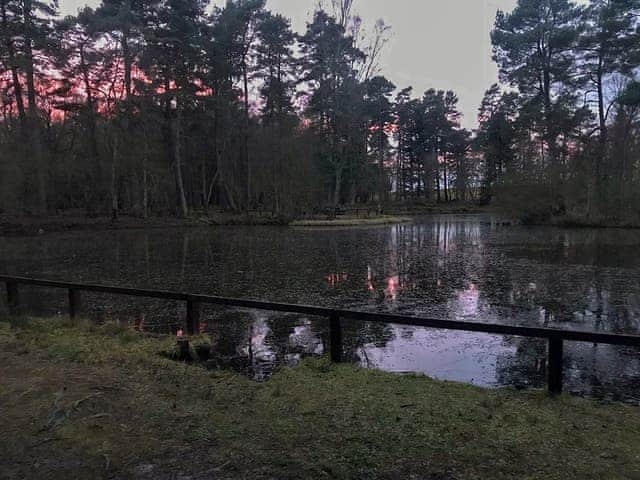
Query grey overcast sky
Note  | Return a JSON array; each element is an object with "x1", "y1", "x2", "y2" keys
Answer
[{"x1": 60, "y1": 0, "x2": 521, "y2": 129}]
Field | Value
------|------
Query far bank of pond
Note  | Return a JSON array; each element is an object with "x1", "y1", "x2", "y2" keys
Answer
[
  {"x1": 3, "y1": 202, "x2": 640, "y2": 237},
  {"x1": 0, "y1": 203, "x2": 487, "y2": 236},
  {"x1": 2, "y1": 317, "x2": 640, "y2": 480},
  {"x1": 289, "y1": 215, "x2": 413, "y2": 227}
]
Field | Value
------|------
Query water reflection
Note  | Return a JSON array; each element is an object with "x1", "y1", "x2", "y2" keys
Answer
[{"x1": 1, "y1": 215, "x2": 640, "y2": 401}]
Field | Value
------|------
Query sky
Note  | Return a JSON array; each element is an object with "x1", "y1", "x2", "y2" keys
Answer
[{"x1": 60, "y1": 0, "x2": 521, "y2": 129}]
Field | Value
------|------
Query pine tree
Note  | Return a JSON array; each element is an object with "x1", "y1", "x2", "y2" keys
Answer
[
  {"x1": 300, "y1": 9, "x2": 365, "y2": 205},
  {"x1": 255, "y1": 11, "x2": 296, "y2": 213},
  {"x1": 364, "y1": 75, "x2": 395, "y2": 203},
  {"x1": 139, "y1": 0, "x2": 208, "y2": 217},
  {"x1": 492, "y1": 0, "x2": 584, "y2": 177}
]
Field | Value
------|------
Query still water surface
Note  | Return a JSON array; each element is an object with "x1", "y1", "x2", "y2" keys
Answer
[{"x1": 1, "y1": 215, "x2": 639, "y2": 401}]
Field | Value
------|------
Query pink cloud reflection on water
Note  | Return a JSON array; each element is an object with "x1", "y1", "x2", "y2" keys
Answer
[
  {"x1": 455, "y1": 282, "x2": 480, "y2": 319},
  {"x1": 359, "y1": 280, "x2": 513, "y2": 386},
  {"x1": 359, "y1": 326, "x2": 516, "y2": 386},
  {"x1": 385, "y1": 275, "x2": 401, "y2": 301}
]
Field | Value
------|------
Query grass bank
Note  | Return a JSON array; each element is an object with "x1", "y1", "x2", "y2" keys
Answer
[
  {"x1": 290, "y1": 215, "x2": 413, "y2": 227},
  {"x1": 2, "y1": 317, "x2": 640, "y2": 479}
]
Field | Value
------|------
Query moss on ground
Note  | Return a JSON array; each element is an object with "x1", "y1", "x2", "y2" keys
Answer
[{"x1": 1, "y1": 317, "x2": 640, "y2": 479}]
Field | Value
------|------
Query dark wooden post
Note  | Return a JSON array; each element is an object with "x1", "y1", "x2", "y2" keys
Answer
[
  {"x1": 177, "y1": 337, "x2": 190, "y2": 361},
  {"x1": 329, "y1": 313, "x2": 342, "y2": 362},
  {"x1": 548, "y1": 337, "x2": 563, "y2": 395},
  {"x1": 6, "y1": 281, "x2": 19, "y2": 315},
  {"x1": 68, "y1": 288, "x2": 81, "y2": 319},
  {"x1": 186, "y1": 298, "x2": 201, "y2": 335}
]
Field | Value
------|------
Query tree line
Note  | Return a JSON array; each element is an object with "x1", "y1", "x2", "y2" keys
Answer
[
  {"x1": 483, "y1": 0, "x2": 640, "y2": 224},
  {"x1": 0, "y1": 0, "x2": 639, "y2": 224}
]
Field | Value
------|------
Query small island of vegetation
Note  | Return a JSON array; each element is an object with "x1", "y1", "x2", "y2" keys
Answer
[{"x1": 290, "y1": 215, "x2": 413, "y2": 227}]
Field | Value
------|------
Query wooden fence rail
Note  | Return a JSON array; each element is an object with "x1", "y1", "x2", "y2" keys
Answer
[{"x1": 3, "y1": 274, "x2": 640, "y2": 395}]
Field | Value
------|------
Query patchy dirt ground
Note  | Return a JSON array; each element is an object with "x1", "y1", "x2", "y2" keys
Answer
[{"x1": 2, "y1": 318, "x2": 640, "y2": 479}]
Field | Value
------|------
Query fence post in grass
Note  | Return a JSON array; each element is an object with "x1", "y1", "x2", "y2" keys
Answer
[
  {"x1": 177, "y1": 337, "x2": 190, "y2": 361},
  {"x1": 6, "y1": 281, "x2": 19, "y2": 315},
  {"x1": 186, "y1": 298, "x2": 201, "y2": 335},
  {"x1": 68, "y1": 288, "x2": 81, "y2": 319},
  {"x1": 329, "y1": 313, "x2": 342, "y2": 363},
  {"x1": 548, "y1": 336, "x2": 563, "y2": 395}
]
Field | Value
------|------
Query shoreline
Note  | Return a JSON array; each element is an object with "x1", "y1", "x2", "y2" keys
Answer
[
  {"x1": 4, "y1": 206, "x2": 640, "y2": 237},
  {"x1": 0, "y1": 213, "x2": 281, "y2": 237},
  {"x1": 0, "y1": 205, "x2": 489, "y2": 236},
  {"x1": 515, "y1": 215, "x2": 640, "y2": 230}
]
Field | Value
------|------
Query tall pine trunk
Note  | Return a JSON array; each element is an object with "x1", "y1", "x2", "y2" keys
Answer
[
  {"x1": 243, "y1": 59, "x2": 250, "y2": 210},
  {"x1": 111, "y1": 133, "x2": 119, "y2": 221},
  {"x1": 23, "y1": 0, "x2": 46, "y2": 213},
  {"x1": 171, "y1": 107, "x2": 189, "y2": 218},
  {"x1": 333, "y1": 165, "x2": 342, "y2": 206}
]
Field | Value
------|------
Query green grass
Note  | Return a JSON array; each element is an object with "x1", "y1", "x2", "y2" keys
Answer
[{"x1": 1, "y1": 317, "x2": 640, "y2": 479}]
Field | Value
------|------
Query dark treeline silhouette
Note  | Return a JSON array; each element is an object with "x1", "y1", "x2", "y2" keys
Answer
[
  {"x1": 0, "y1": 0, "x2": 638, "y2": 223},
  {"x1": 484, "y1": 0, "x2": 640, "y2": 225}
]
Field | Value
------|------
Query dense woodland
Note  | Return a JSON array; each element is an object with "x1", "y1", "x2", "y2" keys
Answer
[{"x1": 0, "y1": 0, "x2": 639, "y2": 224}]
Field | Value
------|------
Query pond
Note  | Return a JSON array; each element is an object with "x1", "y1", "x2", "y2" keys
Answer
[{"x1": 1, "y1": 214, "x2": 640, "y2": 402}]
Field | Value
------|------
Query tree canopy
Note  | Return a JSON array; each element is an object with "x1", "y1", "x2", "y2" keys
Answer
[{"x1": 0, "y1": 0, "x2": 638, "y2": 225}]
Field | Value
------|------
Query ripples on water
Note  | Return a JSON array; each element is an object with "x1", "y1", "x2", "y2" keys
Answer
[{"x1": 1, "y1": 215, "x2": 639, "y2": 401}]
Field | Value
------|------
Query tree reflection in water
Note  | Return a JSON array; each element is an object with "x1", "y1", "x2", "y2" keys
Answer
[{"x1": 1, "y1": 215, "x2": 640, "y2": 401}]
